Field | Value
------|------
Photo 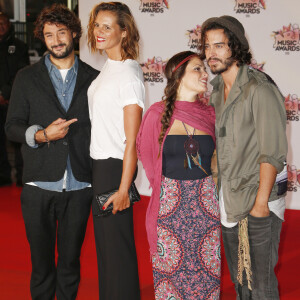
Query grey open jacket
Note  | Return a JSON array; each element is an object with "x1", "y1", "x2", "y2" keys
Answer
[{"x1": 209, "y1": 64, "x2": 287, "y2": 223}]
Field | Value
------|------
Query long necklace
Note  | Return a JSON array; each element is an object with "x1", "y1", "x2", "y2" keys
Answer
[{"x1": 182, "y1": 122, "x2": 208, "y2": 175}]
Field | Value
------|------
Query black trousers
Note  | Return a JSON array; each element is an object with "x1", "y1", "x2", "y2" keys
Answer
[
  {"x1": 92, "y1": 158, "x2": 140, "y2": 300},
  {"x1": 21, "y1": 185, "x2": 92, "y2": 300}
]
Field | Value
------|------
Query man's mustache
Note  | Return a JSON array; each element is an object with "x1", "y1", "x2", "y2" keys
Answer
[
  {"x1": 207, "y1": 57, "x2": 222, "y2": 64},
  {"x1": 51, "y1": 44, "x2": 66, "y2": 50}
]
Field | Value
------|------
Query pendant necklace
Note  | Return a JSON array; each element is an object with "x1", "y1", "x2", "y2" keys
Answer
[{"x1": 182, "y1": 122, "x2": 208, "y2": 175}]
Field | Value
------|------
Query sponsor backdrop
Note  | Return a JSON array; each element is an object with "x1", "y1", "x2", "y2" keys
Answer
[{"x1": 79, "y1": 0, "x2": 300, "y2": 209}]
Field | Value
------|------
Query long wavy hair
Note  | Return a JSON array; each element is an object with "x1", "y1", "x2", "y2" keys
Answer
[
  {"x1": 87, "y1": 2, "x2": 140, "y2": 60},
  {"x1": 199, "y1": 23, "x2": 252, "y2": 66},
  {"x1": 158, "y1": 51, "x2": 200, "y2": 149},
  {"x1": 34, "y1": 4, "x2": 82, "y2": 43}
]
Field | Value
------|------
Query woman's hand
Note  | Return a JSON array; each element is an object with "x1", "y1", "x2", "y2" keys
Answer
[{"x1": 103, "y1": 190, "x2": 130, "y2": 215}]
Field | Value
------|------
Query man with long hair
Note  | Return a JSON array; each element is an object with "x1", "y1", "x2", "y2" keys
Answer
[
  {"x1": 5, "y1": 5, "x2": 98, "y2": 299},
  {"x1": 199, "y1": 16, "x2": 287, "y2": 299}
]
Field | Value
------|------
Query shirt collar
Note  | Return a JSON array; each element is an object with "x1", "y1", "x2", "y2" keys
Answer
[{"x1": 44, "y1": 54, "x2": 78, "y2": 75}]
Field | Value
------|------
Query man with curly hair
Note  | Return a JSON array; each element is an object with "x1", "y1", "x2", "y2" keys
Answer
[
  {"x1": 199, "y1": 16, "x2": 287, "y2": 299},
  {"x1": 5, "y1": 4, "x2": 98, "y2": 299}
]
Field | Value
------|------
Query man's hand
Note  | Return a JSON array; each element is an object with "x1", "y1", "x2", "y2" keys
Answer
[
  {"x1": 249, "y1": 202, "x2": 270, "y2": 217},
  {"x1": 0, "y1": 95, "x2": 9, "y2": 106},
  {"x1": 249, "y1": 163, "x2": 277, "y2": 218},
  {"x1": 45, "y1": 118, "x2": 77, "y2": 141},
  {"x1": 35, "y1": 118, "x2": 77, "y2": 143}
]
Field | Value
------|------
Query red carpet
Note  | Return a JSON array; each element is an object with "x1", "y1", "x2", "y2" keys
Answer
[{"x1": 0, "y1": 185, "x2": 300, "y2": 299}]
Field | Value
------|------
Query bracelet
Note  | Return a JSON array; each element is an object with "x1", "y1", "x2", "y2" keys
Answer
[{"x1": 43, "y1": 129, "x2": 50, "y2": 148}]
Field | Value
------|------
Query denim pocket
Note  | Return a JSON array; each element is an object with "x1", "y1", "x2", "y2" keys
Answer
[
  {"x1": 248, "y1": 212, "x2": 273, "y2": 244},
  {"x1": 248, "y1": 212, "x2": 272, "y2": 220}
]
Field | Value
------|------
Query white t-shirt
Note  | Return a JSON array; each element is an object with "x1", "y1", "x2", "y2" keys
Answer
[
  {"x1": 88, "y1": 58, "x2": 145, "y2": 160},
  {"x1": 60, "y1": 68, "x2": 69, "y2": 81}
]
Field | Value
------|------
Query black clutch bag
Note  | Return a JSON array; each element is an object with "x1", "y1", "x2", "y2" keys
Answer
[{"x1": 95, "y1": 183, "x2": 140, "y2": 216}]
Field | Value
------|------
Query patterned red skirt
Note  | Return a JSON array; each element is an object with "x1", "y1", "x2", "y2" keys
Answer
[{"x1": 152, "y1": 175, "x2": 221, "y2": 299}]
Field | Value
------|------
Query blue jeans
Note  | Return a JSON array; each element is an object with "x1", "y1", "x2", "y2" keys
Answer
[{"x1": 222, "y1": 212, "x2": 282, "y2": 299}]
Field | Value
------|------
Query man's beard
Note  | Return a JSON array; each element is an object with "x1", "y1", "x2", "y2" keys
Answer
[
  {"x1": 208, "y1": 57, "x2": 235, "y2": 75},
  {"x1": 48, "y1": 41, "x2": 74, "y2": 59}
]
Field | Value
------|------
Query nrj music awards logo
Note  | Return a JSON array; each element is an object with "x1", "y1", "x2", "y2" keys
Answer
[
  {"x1": 288, "y1": 165, "x2": 300, "y2": 192},
  {"x1": 250, "y1": 58, "x2": 265, "y2": 71},
  {"x1": 140, "y1": 57, "x2": 167, "y2": 83},
  {"x1": 272, "y1": 24, "x2": 300, "y2": 52},
  {"x1": 186, "y1": 25, "x2": 201, "y2": 49},
  {"x1": 234, "y1": 0, "x2": 266, "y2": 14},
  {"x1": 285, "y1": 94, "x2": 300, "y2": 121},
  {"x1": 139, "y1": 0, "x2": 169, "y2": 14}
]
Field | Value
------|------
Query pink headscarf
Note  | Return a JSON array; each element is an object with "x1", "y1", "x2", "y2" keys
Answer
[{"x1": 136, "y1": 99, "x2": 215, "y2": 255}]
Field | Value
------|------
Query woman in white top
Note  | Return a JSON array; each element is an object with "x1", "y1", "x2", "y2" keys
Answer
[{"x1": 87, "y1": 2, "x2": 144, "y2": 299}]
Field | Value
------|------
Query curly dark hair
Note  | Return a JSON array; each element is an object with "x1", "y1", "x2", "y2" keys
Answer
[
  {"x1": 88, "y1": 2, "x2": 140, "y2": 60},
  {"x1": 199, "y1": 23, "x2": 252, "y2": 66},
  {"x1": 34, "y1": 4, "x2": 82, "y2": 43},
  {"x1": 158, "y1": 51, "x2": 200, "y2": 150}
]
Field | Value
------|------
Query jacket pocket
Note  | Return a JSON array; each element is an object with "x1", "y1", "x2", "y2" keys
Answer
[
  {"x1": 225, "y1": 172, "x2": 259, "y2": 221},
  {"x1": 230, "y1": 171, "x2": 259, "y2": 192}
]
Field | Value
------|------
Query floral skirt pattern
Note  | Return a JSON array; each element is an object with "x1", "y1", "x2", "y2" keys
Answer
[{"x1": 152, "y1": 175, "x2": 221, "y2": 300}]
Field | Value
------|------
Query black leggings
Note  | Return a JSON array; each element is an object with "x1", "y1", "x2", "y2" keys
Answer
[{"x1": 92, "y1": 158, "x2": 140, "y2": 300}]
